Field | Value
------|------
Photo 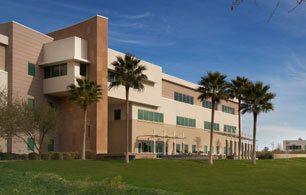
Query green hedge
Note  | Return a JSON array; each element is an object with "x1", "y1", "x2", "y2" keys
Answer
[
  {"x1": 0, "y1": 152, "x2": 81, "y2": 160},
  {"x1": 256, "y1": 152, "x2": 273, "y2": 159}
]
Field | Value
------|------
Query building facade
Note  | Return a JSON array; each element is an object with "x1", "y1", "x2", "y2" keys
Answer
[
  {"x1": 0, "y1": 15, "x2": 252, "y2": 158},
  {"x1": 283, "y1": 138, "x2": 306, "y2": 152}
]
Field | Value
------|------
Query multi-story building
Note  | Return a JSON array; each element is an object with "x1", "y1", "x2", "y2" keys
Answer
[
  {"x1": 0, "y1": 15, "x2": 252, "y2": 158},
  {"x1": 283, "y1": 138, "x2": 306, "y2": 152}
]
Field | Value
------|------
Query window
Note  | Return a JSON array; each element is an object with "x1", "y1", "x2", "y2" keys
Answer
[
  {"x1": 176, "y1": 116, "x2": 196, "y2": 128},
  {"x1": 138, "y1": 142, "x2": 153, "y2": 153},
  {"x1": 108, "y1": 71, "x2": 115, "y2": 82},
  {"x1": 224, "y1": 125, "x2": 236, "y2": 133},
  {"x1": 28, "y1": 63, "x2": 35, "y2": 76},
  {"x1": 222, "y1": 105, "x2": 235, "y2": 114},
  {"x1": 28, "y1": 98, "x2": 35, "y2": 108},
  {"x1": 184, "y1": 144, "x2": 189, "y2": 153},
  {"x1": 114, "y1": 109, "x2": 121, "y2": 120},
  {"x1": 216, "y1": 146, "x2": 220, "y2": 154},
  {"x1": 204, "y1": 145, "x2": 208, "y2": 153},
  {"x1": 80, "y1": 63, "x2": 87, "y2": 76},
  {"x1": 176, "y1": 144, "x2": 181, "y2": 153},
  {"x1": 202, "y1": 100, "x2": 218, "y2": 110},
  {"x1": 138, "y1": 109, "x2": 163, "y2": 123},
  {"x1": 204, "y1": 121, "x2": 219, "y2": 131},
  {"x1": 192, "y1": 145, "x2": 196, "y2": 153},
  {"x1": 289, "y1": 145, "x2": 302, "y2": 150},
  {"x1": 48, "y1": 139, "x2": 54, "y2": 152},
  {"x1": 44, "y1": 63, "x2": 67, "y2": 79},
  {"x1": 224, "y1": 147, "x2": 227, "y2": 154},
  {"x1": 27, "y1": 137, "x2": 34, "y2": 151},
  {"x1": 174, "y1": 92, "x2": 194, "y2": 105}
]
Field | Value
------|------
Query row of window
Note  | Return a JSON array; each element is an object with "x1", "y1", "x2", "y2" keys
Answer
[
  {"x1": 138, "y1": 109, "x2": 164, "y2": 123},
  {"x1": 222, "y1": 105, "x2": 235, "y2": 115},
  {"x1": 27, "y1": 137, "x2": 54, "y2": 152},
  {"x1": 204, "y1": 121, "x2": 220, "y2": 131},
  {"x1": 29, "y1": 62, "x2": 87, "y2": 78},
  {"x1": 44, "y1": 63, "x2": 67, "y2": 79},
  {"x1": 224, "y1": 125, "x2": 236, "y2": 133},
  {"x1": 176, "y1": 116, "x2": 196, "y2": 128},
  {"x1": 137, "y1": 141, "x2": 226, "y2": 154},
  {"x1": 174, "y1": 92, "x2": 194, "y2": 105},
  {"x1": 174, "y1": 91, "x2": 235, "y2": 115},
  {"x1": 137, "y1": 109, "x2": 236, "y2": 132},
  {"x1": 202, "y1": 100, "x2": 218, "y2": 110}
]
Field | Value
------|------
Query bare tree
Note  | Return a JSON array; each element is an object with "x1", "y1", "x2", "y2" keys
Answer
[{"x1": 231, "y1": 0, "x2": 305, "y2": 21}]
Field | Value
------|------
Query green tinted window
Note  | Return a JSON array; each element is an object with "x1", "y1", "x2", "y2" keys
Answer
[
  {"x1": 204, "y1": 145, "x2": 208, "y2": 153},
  {"x1": 27, "y1": 137, "x2": 34, "y2": 151},
  {"x1": 192, "y1": 145, "x2": 196, "y2": 153},
  {"x1": 184, "y1": 144, "x2": 188, "y2": 153},
  {"x1": 28, "y1": 63, "x2": 35, "y2": 76},
  {"x1": 224, "y1": 147, "x2": 227, "y2": 154},
  {"x1": 204, "y1": 121, "x2": 219, "y2": 131},
  {"x1": 224, "y1": 125, "x2": 237, "y2": 133},
  {"x1": 138, "y1": 109, "x2": 163, "y2": 123},
  {"x1": 28, "y1": 98, "x2": 35, "y2": 108},
  {"x1": 174, "y1": 92, "x2": 194, "y2": 105},
  {"x1": 176, "y1": 116, "x2": 196, "y2": 128},
  {"x1": 138, "y1": 110, "x2": 143, "y2": 120},
  {"x1": 176, "y1": 144, "x2": 181, "y2": 153},
  {"x1": 222, "y1": 105, "x2": 235, "y2": 114}
]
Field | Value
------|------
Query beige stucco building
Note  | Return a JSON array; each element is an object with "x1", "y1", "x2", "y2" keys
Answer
[{"x1": 0, "y1": 15, "x2": 252, "y2": 158}]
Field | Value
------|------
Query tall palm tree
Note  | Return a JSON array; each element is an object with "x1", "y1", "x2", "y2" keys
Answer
[
  {"x1": 197, "y1": 72, "x2": 229, "y2": 165},
  {"x1": 229, "y1": 76, "x2": 249, "y2": 160},
  {"x1": 68, "y1": 78, "x2": 102, "y2": 160},
  {"x1": 109, "y1": 53, "x2": 148, "y2": 163},
  {"x1": 241, "y1": 81, "x2": 275, "y2": 165}
]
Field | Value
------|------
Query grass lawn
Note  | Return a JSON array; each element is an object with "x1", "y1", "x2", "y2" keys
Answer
[{"x1": 1, "y1": 158, "x2": 306, "y2": 194}]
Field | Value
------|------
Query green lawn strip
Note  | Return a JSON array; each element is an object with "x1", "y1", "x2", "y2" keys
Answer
[{"x1": 1, "y1": 159, "x2": 306, "y2": 194}]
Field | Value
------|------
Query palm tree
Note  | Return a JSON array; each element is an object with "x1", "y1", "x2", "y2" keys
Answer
[
  {"x1": 109, "y1": 53, "x2": 148, "y2": 163},
  {"x1": 197, "y1": 72, "x2": 230, "y2": 165},
  {"x1": 68, "y1": 78, "x2": 102, "y2": 160},
  {"x1": 241, "y1": 81, "x2": 275, "y2": 165},
  {"x1": 229, "y1": 76, "x2": 249, "y2": 160}
]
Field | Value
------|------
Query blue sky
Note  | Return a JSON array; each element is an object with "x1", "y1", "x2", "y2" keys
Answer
[{"x1": 1, "y1": 0, "x2": 306, "y2": 150}]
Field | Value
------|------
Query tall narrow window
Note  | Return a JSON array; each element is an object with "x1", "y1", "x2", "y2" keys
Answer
[
  {"x1": 80, "y1": 63, "x2": 87, "y2": 76},
  {"x1": 204, "y1": 145, "x2": 208, "y2": 153},
  {"x1": 114, "y1": 109, "x2": 121, "y2": 120},
  {"x1": 28, "y1": 63, "x2": 35, "y2": 76},
  {"x1": 48, "y1": 139, "x2": 54, "y2": 152},
  {"x1": 184, "y1": 144, "x2": 189, "y2": 153},
  {"x1": 28, "y1": 98, "x2": 35, "y2": 108},
  {"x1": 192, "y1": 145, "x2": 196, "y2": 153},
  {"x1": 27, "y1": 137, "x2": 34, "y2": 151}
]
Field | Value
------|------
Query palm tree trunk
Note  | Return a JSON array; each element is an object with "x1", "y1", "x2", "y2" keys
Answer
[
  {"x1": 209, "y1": 99, "x2": 215, "y2": 165},
  {"x1": 125, "y1": 87, "x2": 130, "y2": 164},
  {"x1": 252, "y1": 112, "x2": 257, "y2": 165},
  {"x1": 81, "y1": 108, "x2": 87, "y2": 160},
  {"x1": 238, "y1": 99, "x2": 241, "y2": 160}
]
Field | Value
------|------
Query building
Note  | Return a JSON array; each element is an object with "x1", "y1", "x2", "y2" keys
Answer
[
  {"x1": 283, "y1": 138, "x2": 306, "y2": 152},
  {"x1": 0, "y1": 15, "x2": 252, "y2": 158}
]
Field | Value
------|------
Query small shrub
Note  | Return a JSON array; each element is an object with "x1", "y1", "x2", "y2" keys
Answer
[
  {"x1": 40, "y1": 153, "x2": 51, "y2": 160},
  {"x1": 63, "y1": 152, "x2": 71, "y2": 160},
  {"x1": 257, "y1": 151, "x2": 273, "y2": 159},
  {"x1": 51, "y1": 152, "x2": 63, "y2": 160},
  {"x1": 86, "y1": 150, "x2": 96, "y2": 160},
  {"x1": 19, "y1": 154, "x2": 28, "y2": 160},
  {"x1": 28, "y1": 152, "x2": 39, "y2": 160},
  {"x1": 70, "y1": 152, "x2": 80, "y2": 160}
]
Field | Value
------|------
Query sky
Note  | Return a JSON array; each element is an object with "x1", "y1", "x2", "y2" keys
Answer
[{"x1": 1, "y1": 0, "x2": 306, "y2": 150}]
